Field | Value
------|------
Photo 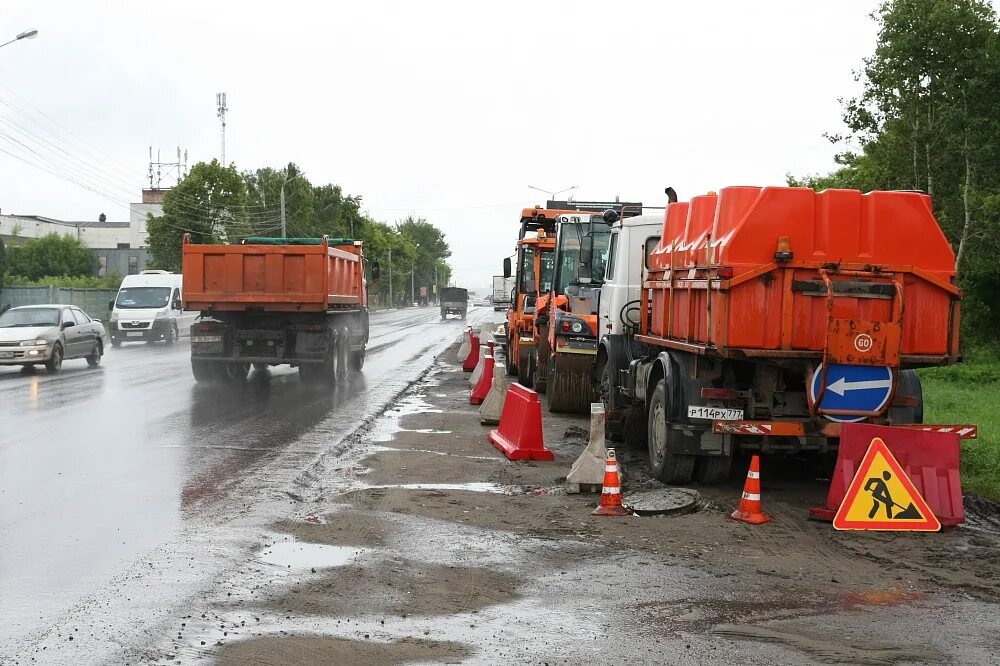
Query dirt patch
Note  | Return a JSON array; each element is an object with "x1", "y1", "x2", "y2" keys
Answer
[
  {"x1": 272, "y1": 511, "x2": 390, "y2": 548},
  {"x1": 361, "y1": 448, "x2": 504, "y2": 485},
  {"x1": 711, "y1": 624, "x2": 944, "y2": 665},
  {"x1": 214, "y1": 635, "x2": 470, "y2": 666},
  {"x1": 263, "y1": 558, "x2": 520, "y2": 618}
]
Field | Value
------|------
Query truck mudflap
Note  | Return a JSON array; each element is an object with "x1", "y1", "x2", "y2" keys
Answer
[{"x1": 712, "y1": 419, "x2": 978, "y2": 439}]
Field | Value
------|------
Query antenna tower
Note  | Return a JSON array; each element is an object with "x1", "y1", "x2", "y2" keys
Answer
[
  {"x1": 216, "y1": 92, "x2": 228, "y2": 165},
  {"x1": 148, "y1": 146, "x2": 189, "y2": 188}
]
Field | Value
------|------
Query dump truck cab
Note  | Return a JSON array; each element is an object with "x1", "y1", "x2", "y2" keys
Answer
[{"x1": 504, "y1": 227, "x2": 555, "y2": 386}]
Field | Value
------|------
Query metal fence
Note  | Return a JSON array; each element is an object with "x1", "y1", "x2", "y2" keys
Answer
[{"x1": 0, "y1": 286, "x2": 118, "y2": 321}]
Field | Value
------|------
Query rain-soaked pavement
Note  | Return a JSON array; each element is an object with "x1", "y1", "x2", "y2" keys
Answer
[
  {"x1": 0, "y1": 306, "x2": 492, "y2": 661},
  {"x1": 4, "y1": 304, "x2": 1000, "y2": 665}
]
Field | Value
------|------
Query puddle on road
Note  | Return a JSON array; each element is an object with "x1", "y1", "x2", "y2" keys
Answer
[
  {"x1": 259, "y1": 542, "x2": 366, "y2": 569},
  {"x1": 371, "y1": 445, "x2": 496, "y2": 461},
  {"x1": 371, "y1": 392, "x2": 444, "y2": 443}
]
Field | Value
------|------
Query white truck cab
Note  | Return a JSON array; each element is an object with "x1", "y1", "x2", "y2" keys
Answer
[
  {"x1": 597, "y1": 213, "x2": 663, "y2": 442},
  {"x1": 599, "y1": 214, "x2": 664, "y2": 337},
  {"x1": 109, "y1": 271, "x2": 196, "y2": 347}
]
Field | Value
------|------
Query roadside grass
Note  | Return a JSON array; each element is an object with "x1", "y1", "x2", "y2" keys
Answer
[{"x1": 920, "y1": 353, "x2": 1000, "y2": 501}]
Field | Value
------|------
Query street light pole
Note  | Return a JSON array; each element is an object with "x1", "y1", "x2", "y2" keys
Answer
[
  {"x1": 387, "y1": 247, "x2": 393, "y2": 306},
  {"x1": 528, "y1": 184, "x2": 577, "y2": 201},
  {"x1": 0, "y1": 29, "x2": 38, "y2": 50}
]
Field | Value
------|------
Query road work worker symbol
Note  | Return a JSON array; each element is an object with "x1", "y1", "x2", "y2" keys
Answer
[{"x1": 833, "y1": 437, "x2": 940, "y2": 531}]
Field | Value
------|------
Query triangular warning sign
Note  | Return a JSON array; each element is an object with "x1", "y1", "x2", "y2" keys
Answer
[{"x1": 833, "y1": 437, "x2": 940, "y2": 531}]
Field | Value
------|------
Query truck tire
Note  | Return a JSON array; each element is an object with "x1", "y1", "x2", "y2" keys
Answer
[
  {"x1": 220, "y1": 362, "x2": 250, "y2": 383},
  {"x1": 350, "y1": 349, "x2": 365, "y2": 372},
  {"x1": 299, "y1": 363, "x2": 321, "y2": 384},
  {"x1": 890, "y1": 369, "x2": 923, "y2": 424},
  {"x1": 164, "y1": 325, "x2": 176, "y2": 345},
  {"x1": 192, "y1": 359, "x2": 218, "y2": 383},
  {"x1": 647, "y1": 379, "x2": 695, "y2": 485},
  {"x1": 694, "y1": 455, "x2": 733, "y2": 485},
  {"x1": 517, "y1": 355, "x2": 533, "y2": 388}
]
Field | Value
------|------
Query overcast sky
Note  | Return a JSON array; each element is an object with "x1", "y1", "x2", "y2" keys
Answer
[{"x1": 1, "y1": 1, "x2": 888, "y2": 291}]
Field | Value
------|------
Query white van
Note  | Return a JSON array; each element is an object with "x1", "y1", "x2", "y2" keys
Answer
[{"x1": 109, "y1": 271, "x2": 196, "y2": 347}]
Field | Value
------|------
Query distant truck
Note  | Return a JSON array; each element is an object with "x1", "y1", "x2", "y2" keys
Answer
[
  {"x1": 181, "y1": 235, "x2": 371, "y2": 384},
  {"x1": 492, "y1": 275, "x2": 514, "y2": 311},
  {"x1": 440, "y1": 287, "x2": 468, "y2": 319}
]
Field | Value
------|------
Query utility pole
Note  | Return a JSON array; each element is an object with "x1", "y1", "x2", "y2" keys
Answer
[
  {"x1": 434, "y1": 264, "x2": 438, "y2": 302},
  {"x1": 388, "y1": 247, "x2": 393, "y2": 306},
  {"x1": 411, "y1": 261, "x2": 416, "y2": 305}
]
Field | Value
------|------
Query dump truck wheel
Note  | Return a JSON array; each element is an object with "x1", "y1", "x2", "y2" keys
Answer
[
  {"x1": 298, "y1": 363, "x2": 321, "y2": 384},
  {"x1": 192, "y1": 359, "x2": 218, "y2": 383},
  {"x1": 694, "y1": 454, "x2": 732, "y2": 485},
  {"x1": 220, "y1": 362, "x2": 250, "y2": 383},
  {"x1": 647, "y1": 379, "x2": 695, "y2": 484},
  {"x1": 350, "y1": 349, "x2": 365, "y2": 372},
  {"x1": 890, "y1": 369, "x2": 923, "y2": 424}
]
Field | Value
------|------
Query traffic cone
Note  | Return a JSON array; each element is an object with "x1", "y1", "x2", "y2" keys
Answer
[
  {"x1": 730, "y1": 455, "x2": 771, "y2": 525},
  {"x1": 592, "y1": 448, "x2": 631, "y2": 516}
]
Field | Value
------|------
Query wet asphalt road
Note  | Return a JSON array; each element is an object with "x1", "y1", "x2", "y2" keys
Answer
[{"x1": 0, "y1": 306, "x2": 493, "y2": 656}]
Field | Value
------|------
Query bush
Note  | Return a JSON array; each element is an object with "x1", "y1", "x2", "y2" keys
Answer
[
  {"x1": 3, "y1": 272, "x2": 124, "y2": 289},
  {"x1": 7, "y1": 234, "x2": 92, "y2": 280}
]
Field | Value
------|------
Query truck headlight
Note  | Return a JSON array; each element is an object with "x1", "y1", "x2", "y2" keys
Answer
[
  {"x1": 571, "y1": 321, "x2": 584, "y2": 334},
  {"x1": 20, "y1": 339, "x2": 46, "y2": 346}
]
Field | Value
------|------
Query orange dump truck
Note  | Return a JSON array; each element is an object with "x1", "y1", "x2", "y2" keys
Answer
[
  {"x1": 605, "y1": 186, "x2": 969, "y2": 484},
  {"x1": 181, "y1": 235, "x2": 370, "y2": 383}
]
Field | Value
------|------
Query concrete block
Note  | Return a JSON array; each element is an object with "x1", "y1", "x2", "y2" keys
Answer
[
  {"x1": 566, "y1": 403, "x2": 607, "y2": 494},
  {"x1": 479, "y1": 358, "x2": 509, "y2": 425}
]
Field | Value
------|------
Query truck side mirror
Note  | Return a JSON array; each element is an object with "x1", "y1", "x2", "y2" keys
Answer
[
  {"x1": 580, "y1": 235, "x2": 594, "y2": 266},
  {"x1": 502, "y1": 257, "x2": 511, "y2": 279},
  {"x1": 371, "y1": 261, "x2": 381, "y2": 282},
  {"x1": 108, "y1": 299, "x2": 114, "y2": 311},
  {"x1": 172, "y1": 299, "x2": 182, "y2": 311}
]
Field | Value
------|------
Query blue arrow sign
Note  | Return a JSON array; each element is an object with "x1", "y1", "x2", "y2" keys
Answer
[{"x1": 809, "y1": 364, "x2": 894, "y2": 423}]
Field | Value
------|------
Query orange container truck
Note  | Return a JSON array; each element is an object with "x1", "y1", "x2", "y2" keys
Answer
[
  {"x1": 181, "y1": 235, "x2": 371, "y2": 383},
  {"x1": 600, "y1": 186, "x2": 971, "y2": 484}
]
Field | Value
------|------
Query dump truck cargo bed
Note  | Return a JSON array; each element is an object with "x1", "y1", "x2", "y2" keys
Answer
[
  {"x1": 181, "y1": 236, "x2": 366, "y2": 313},
  {"x1": 641, "y1": 186, "x2": 960, "y2": 367}
]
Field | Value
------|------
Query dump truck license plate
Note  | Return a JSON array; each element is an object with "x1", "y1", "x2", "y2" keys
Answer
[{"x1": 688, "y1": 406, "x2": 743, "y2": 421}]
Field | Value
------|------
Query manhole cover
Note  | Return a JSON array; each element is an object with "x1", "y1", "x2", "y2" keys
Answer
[{"x1": 625, "y1": 488, "x2": 700, "y2": 516}]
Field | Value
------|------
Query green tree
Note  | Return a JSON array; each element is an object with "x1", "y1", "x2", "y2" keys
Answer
[
  {"x1": 791, "y1": 0, "x2": 1000, "y2": 344},
  {"x1": 147, "y1": 160, "x2": 251, "y2": 271},
  {"x1": 7, "y1": 234, "x2": 92, "y2": 280}
]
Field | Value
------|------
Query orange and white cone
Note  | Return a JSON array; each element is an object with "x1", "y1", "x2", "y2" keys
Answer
[
  {"x1": 729, "y1": 455, "x2": 771, "y2": 525},
  {"x1": 592, "y1": 448, "x2": 631, "y2": 516}
]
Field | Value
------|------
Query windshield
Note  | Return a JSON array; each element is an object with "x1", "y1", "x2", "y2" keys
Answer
[
  {"x1": 0, "y1": 307, "x2": 60, "y2": 328},
  {"x1": 554, "y1": 222, "x2": 611, "y2": 293},
  {"x1": 115, "y1": 287, "x2": 172, "y2": 309}
]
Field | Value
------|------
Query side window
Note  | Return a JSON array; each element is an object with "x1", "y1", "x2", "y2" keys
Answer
[
  {"x1": 72, "y1": 308, "x2": 91, "y2": 324},
  {"x1": 62, "y1": 308, "x2": 74, "y2": 325},
  {"x1": 644, "y1": 236, "x2": 661, "y2": 271},
  {"x1": 173, "y1": 288, "x2": 181, "y2": 309},
  {"x1": 605, "y1": 232, "x2": 619, "y2": 281}
]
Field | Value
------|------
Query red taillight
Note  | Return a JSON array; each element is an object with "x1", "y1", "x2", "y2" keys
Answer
[
  {"x1": 701, "y1": 387, "x2": 739, "y2": 400},
  {"x1": 716, "y1": 266, "x2": 734, "y2": 279}
]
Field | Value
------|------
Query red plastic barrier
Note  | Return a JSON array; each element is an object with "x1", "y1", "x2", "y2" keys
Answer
[
  {"x1": 810, "y1": 423, "x2": 964, "y2": 526},
  {"x1": 471, "y1": 355, "x2": 494, "y2": 405},
  {"x1": 488, "y1": 383, "x2": 554, "y2": 461},
  {"x1": 462, "y1": 330, "x2": 480, "y2": 372}
]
